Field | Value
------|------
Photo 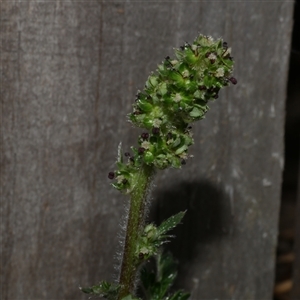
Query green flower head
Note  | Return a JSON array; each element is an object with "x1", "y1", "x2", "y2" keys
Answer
[{"x1": 109, "y1": 35, "x2": 236, "y2": 193}]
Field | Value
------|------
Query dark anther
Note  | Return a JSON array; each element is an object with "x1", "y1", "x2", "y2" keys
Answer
[
  {"x1": 124, "y1": 152, "x2": 131, "y2": 157},
  {"x1": 199, "y1": 86, "x2": 206, "y2": 90},
  {"x1": 130, "y1": 157, "x2": 135, "y2": 162},
  {"x1": 141, "y1": 132, "x2": 149, "y2": 140},
  {"x1": 187, "y1": 126, "x2": 192, "y2": 130},
  {"x1": 181, "y1": 159, "x2": 186, "y2": 165},
  {"x1": 108, "y1": 172, "x2": 115, "y2": 179},
  {"x1": 190, "y1": 74, "x2": 194, "y2": 79},
  {"x1": 229, "y1": 77, "x2": 238, "y2": 85},
  {"x1": 167, "y1": 132, "x2": 173, "y2": 140},
  {"x1": 223, "y1": 42, "x2": 228, "y2": 49},
  {"x1": 210, "y1": 59, "x2": 215, "y2": 64},
  {"x1": 165, "y1": 56, "x2": 170, "y2": 60},
  {"x1": 180, "y1": 45, "x2": 185, "y2": 50},
  {"x1": 122, "y1": 179, "x2": 128, "y2": 184},
  {"x1": 152, "y1": 127, "x2": 160, "y2": 135},
  {"x1": 214, "y1": 94, "x2": 219, "y2": 99},
  {"x1": 139, "y1": 253, "x2": 144, "y2": 260},
  {"x1": 138, "y1": 147, "x2": 145, "y2": 155},
  {"x1": 205, "y1": 52, "x2": 211, "y2": 58},
  {"x1": 133, "y1": 110, "x2": 141, "y2": 115}
]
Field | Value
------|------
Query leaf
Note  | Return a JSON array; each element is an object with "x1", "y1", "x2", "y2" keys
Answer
[
  {"x1": 157, "y1": 82, "x2": 168, "y2": 96},
  {"x1": 167, "y1": 291, "x2": 190, "y2": 300},
  {"x1": 80, "y1": 281, "x2": 120, "y2": 300},
  {"x1": 138, "y1": 100, "x2": 153, "y2": 112},
  {"x1": 155, "y1": 252, "x2": 177, "y2": 294},
  {"x1": 136, "y1": 212, "x2": 186, "y2": 263},
  {"x1": 189, "y1": 107, "x2": 203, "y2": 118},
  {"x1": 171, "y1": 137, "x2": 181, "y2": 148},
  {"x1": 139, "y1": 252, "x2": 190, "y2": 300},
  {"x1": 157, "y1": 211, "x2": 186, "y2": 236},
  {"x1": 175, "y1": 144, "x2": 188, "y2": 155}
]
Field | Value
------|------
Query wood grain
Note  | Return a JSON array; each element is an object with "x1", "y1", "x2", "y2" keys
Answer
[{"x1": 1, "y1": 1, "x2": 294, "y2": 299}]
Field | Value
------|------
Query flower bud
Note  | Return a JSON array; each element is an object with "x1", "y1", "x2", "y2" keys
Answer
[
  {"x1": 138, "y1": 147, "x2": 146, "y2": 155},
  {"x1": 108, "y1": 172, "x2": 115, "y2": 179},
  {"x1": 229, "y1": 77, "x2": 237, "y2": 85}
]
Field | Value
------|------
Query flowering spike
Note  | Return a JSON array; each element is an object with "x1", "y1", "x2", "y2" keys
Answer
[
  {"x1": 111, "y1": 35, "x2": 236, "y2": 193},
  {"x1": 92, "y1": 35, "x2": 237, "y2": 300}
]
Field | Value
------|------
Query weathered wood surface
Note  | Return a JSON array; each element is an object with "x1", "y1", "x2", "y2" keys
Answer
[
  {"x1": 291, "y1": 161, "x2": 300, "y2": 299},
  {"x1": 1, "y1": 1, "x2": 294, "y2": 299}
]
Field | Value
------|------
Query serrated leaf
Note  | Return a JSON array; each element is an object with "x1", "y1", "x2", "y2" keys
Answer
[{"x1": 157, "y1": 211, "x2": 186, "y2": 236}]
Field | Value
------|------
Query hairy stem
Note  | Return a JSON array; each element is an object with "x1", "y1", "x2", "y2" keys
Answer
[{"x1": 118, "y1": 164, "x2": 155, "y2": 299}]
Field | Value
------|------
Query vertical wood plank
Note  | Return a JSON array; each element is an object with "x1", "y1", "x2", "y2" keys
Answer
[
  {"x1": 1, "y1": 2, "x2": 127, "y2": 299},
  {"x1": 151, "y1": 2, "x2": 294, "y2": 299},
  {"x1": 1, "y1": 1, "x2": 294, "y2": 299}
]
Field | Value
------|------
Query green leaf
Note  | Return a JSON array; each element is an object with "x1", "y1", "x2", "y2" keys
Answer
[
  {"x1": 157, "y1": 82, "x2": 168, "y2": 96},
  {"x1": 174, "y1": 144, "x2": 188, "y2": 155},
  {"x1": 136, "y1": 212, "x2": 186, "y2": 272},
  {"x1": 157, "y1": 211, "x2": 186, "y2": 236},
  {"x1": 189, "y1": 106, "x2": 203, "y2": 118},
  {"x1": 80, "y1": 281, "x2": 120, "y2": 300},
  {"x1": 171, "y1": 137, "x2": 181, "y2": 148},
  {"x1": 138, "y1": 100, "x2": 153, "y2": 112},
  {"x1": 139, "y1": 252, "x2": 190, "y2": 300},
  {"x1": 167, "y1": 291, "x2": 190, "y2": 300},
  {"x1": 146, "y1": 75, "x2": 159, "y2": 88}
]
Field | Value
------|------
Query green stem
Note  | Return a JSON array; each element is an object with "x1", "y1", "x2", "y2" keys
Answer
[{"x1": 118, "y1": 164, "x2": 155, "y2": 299}]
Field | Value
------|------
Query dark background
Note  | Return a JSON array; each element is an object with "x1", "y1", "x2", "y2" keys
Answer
[{"x1": 275, "y1": 0, "x2": 300, "y2": 299}]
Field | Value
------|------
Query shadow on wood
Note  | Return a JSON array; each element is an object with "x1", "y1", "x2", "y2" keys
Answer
[{"x1": 149, "y1": 180, "x2": 234, "y2": 291}]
